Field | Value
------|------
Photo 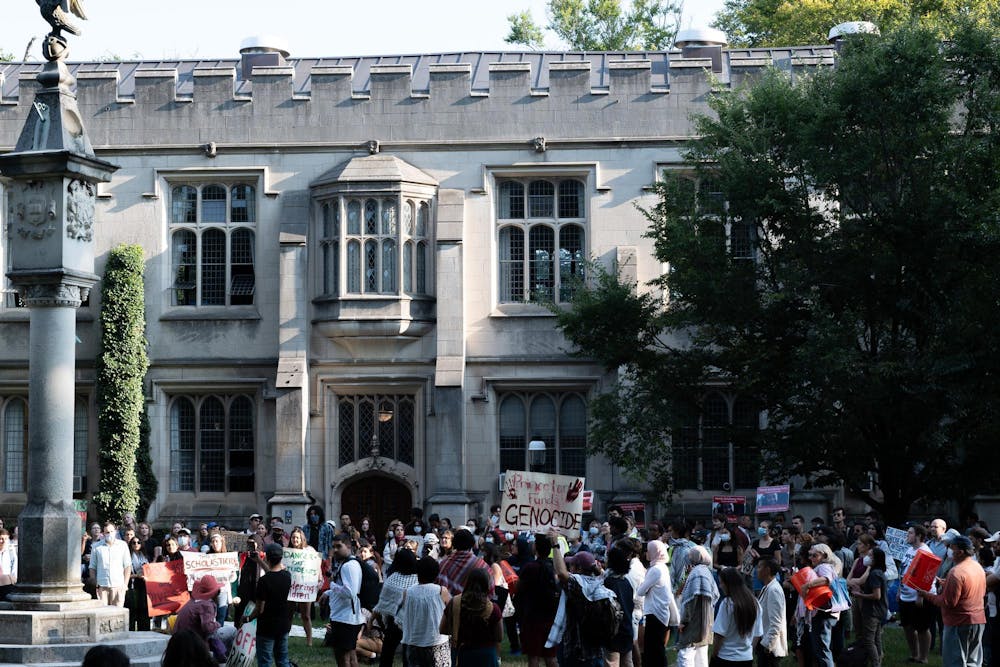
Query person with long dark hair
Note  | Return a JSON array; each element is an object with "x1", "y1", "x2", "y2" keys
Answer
[
  {"x1": 711, "y1": 567, "x2": 762, "y2": 667},
  {"x1": 851, "y1": 547, "x2": 887, "y2": 667},
  {"x1": 441, "y1": 567, "x2": 501, "y2": 667}
]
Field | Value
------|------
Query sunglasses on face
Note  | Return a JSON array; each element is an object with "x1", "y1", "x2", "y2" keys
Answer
[{"x1": 130, "y1": 540, "x2": 141, "y2": 545}]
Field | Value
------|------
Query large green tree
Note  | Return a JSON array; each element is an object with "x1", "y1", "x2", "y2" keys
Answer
[
  {"x1": 714, "y1": 0, "x2": 1000, "y2": 47},
  {"x1": 506, "y1": 0, "x2": 682, "y2": 51},
  {"x1": 94, "y1": 245, "x2": 149, "y2": 523},
  {"x1": 555, "y1": 21, "x2": 1000, "y2": 525}
]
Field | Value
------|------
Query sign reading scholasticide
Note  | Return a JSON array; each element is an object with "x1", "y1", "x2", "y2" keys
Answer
[
  {"x1": 180, "y1": 551, "x2": 239, "y2": 591},
  {"x1": 501, "y1": 470, "x2": 586, "y2": 539}
]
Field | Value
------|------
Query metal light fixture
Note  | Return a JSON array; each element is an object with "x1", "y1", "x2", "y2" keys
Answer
[
  {"x1": 367, "y1": 400, "x2": 395, "y2": 470},
  {"x1": 528, "y1": 439, "x2": 546, "y2": 469}
]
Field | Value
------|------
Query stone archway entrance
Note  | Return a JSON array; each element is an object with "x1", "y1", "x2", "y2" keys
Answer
[{"x1": 339, "y1": 476, "x2": 412, "y2": 544}]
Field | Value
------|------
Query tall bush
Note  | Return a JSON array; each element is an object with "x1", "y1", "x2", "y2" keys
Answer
[{"x1": 94, "y1": 244, "x2": 149, "y2": 522}]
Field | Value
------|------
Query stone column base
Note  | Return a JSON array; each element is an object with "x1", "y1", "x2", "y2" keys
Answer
[
  {"x1": 0, "y1": 603, "x2": 127, "y2": 644},
  {"x1": 0, "y1": 630, "x2": 168, "y2": 666}
]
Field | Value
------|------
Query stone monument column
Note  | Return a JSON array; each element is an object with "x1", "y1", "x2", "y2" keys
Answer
[{"x1": 0, "y1": 5, "x2": 168, "y2": 660}]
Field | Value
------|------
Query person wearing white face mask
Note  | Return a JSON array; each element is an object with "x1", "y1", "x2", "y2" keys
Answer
[
  {"x1": 581, "y1": 520, "x2": 607, "y2": 561},
  {"x1": 176, "y1": 527, "x2": 196, "y2": 552},
  {"x1": 90, "y1": 522, "x2": 132, "y2": 607},
  {"x1": 747, "y1": 521, "x2": 781, "y2": 593}
]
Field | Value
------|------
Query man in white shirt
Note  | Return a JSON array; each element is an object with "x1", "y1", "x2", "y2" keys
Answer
[
  {"x1": 755, "y1": 558, "x2": 786, "y2": 667},
  {"x1": 0, "y1": 529, "x2": 17, "y2": 601},
  {"x1": 327, "y1": 536, "x2": 364, "y2": 667},
  {"x1": 89, "y1": 522, "x2": 131, "y2": 607},
  {"x1": 899, "y1": 524, "x2": 933, "y2": 663}
]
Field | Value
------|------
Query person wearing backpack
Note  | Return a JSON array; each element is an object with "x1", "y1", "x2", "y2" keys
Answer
[
  {"x1": 327, "y1": 536, "x2": 366, "y2": 667},
  {"x1": 604, "y1": 544, "x2": 638, "y2": 667},
  {"x1": 637, "y1": 539, "x2": 680, "y2": 667},
  {"x1": 546, "y1": 531, "x2": 623, "y2": 667}
]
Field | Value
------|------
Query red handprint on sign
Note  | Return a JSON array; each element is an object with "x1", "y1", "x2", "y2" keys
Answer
[{"x1": 566, "y1": 478, "x2": 583, "y2": 502}]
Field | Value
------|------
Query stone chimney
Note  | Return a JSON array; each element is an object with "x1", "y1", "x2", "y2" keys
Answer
[
  {"x1": 239, "y1": 35, "x2": 290, "y2": 79},
  {"x1": 674, "y1": 27, "x2": 728, "y2": 73}
]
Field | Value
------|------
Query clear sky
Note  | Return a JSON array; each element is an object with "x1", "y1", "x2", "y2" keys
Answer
[{"x1": 1, "y1": 0, "x2": 727, "y2": 62}]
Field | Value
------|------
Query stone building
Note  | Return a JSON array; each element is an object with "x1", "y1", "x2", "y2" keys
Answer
[{"x1": 0, "y1": 39, "x2": 838, "y2": 530}]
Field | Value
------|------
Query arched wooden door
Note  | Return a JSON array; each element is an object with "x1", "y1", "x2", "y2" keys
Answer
[{"x1": 339, "y1": 476, "x2": 412, "y2": 547}]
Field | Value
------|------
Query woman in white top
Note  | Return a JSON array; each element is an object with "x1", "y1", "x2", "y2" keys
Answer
[
  {"x1": 799, "y1": 542, "x2": 843, "y2": 667},
  {"x1": 712, "y1": 567, "x2": 763, "y2": 666},
  {"x1": 286, "y1": 527, "x2": 320, "y2": 646},
  {"x1": 636, "y1": 539, "x2": 680, "y2": 667},
  {"x1": 398, "y1": 556, "x2": 451, "y2": 667}
]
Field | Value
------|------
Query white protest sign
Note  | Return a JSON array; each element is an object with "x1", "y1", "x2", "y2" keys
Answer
[
  {"x1": 180, "y1": 551, "x2": 239, "y2": 590},
  {"x1": 884, "y1": 527, "x2": 909, "y2": 563},
  {"x1": 500, "y1": 470, "x2": 586, "y2": 539},
  {"x1": 226, "y1": 620, "x2": 256, "y2": 667},
  {"x1": 282, "y1": 547, "x2": 323, "y2": 602}
]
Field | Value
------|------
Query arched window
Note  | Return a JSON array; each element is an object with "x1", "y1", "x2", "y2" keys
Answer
[
  {"x1": 498, "y1": 227, "x2": 524, "y2": 302},
  {"x1": 415, "y1": 242, "x2": 427, "y2": 295},
  {"x1": 498, "y1": 181, "x2": 525, "y2": 219},
  {"x1": 200, "y1": 228, "x2": 226, "y2": 305},
  {"x1": 229, "y1": 396, "x2": 255, "y2": 493},
  {"x1": 528, "y1": 225, "x2": 555, "y2": 302},
  {"x1": 497, "y1": 392, "x2": 588, "y2": 477},
  {"x1": 403, "y1": 242, "x2": 413, "y2": 293},
  {"x1": 669, "y1": 392, "x2": 760, "y2": 492},
  {"x1": 170, "y1": 394, "x2": 256, "y2": 494},
  {"x1": 171, "y1": 230, "x2": 197, "y2": 306},
  {"x1": 338, "y1": 197, "x2": 416, "y2": 295},
  {"x1": 364, "y1": 240, "x2": 378, "y2": 293},
  {"x1": 559, "y1": 224, "x2": 585, "y2": 301},
  {"x1": 499, "y1": 395, "x2": 526, "y2": 473},
  {"x1": 559, "y1": 395, "x2": 587, "y2": 478},
  {"x1": 337, "y1": 395, "x2": 417, "y2": 467},
  {"x1": 169, "y1": 398, "x2": 195, "y2": 492},
  {"x1": 528, "y1": 180, "x2": 555, "y2": 218},
  {"x1": 3, "y1": 398, "x2": 26, "y2": 492},
  {"x1": 347, "y1": 241, "x2": 362, "y2": 293},
  {"x1": 382, "y1": 240, "x2": 397, "y2": 293}
]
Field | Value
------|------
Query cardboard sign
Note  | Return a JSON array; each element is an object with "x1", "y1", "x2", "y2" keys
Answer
[
  {"x1": 143, "y1": 560, "x2": 189, "y2": 617},
  {"x1": 500, "y1": 470, "x2": 586, "y2": 539},
  {"x1": 755, "y1": 485, "x2": 790, "y2": 513},
  {"x1": 884, "y1": 527, "x2": 910, "y2": 562},
  {"x1": 180, "y1": 551, "x2": 240, "y2": 590},
  {"x1": 219, "y1": 530, "x2": 254, "y2": 553},
  {"x1": 282, "y1": 548, "x2": 323, "y2": 602},
  {"x1": 712, "y1": 495, "x2": 747, "y2": 522},
  {"x1": 226, "y1": 619, "x2": 257, "y2": 667}
]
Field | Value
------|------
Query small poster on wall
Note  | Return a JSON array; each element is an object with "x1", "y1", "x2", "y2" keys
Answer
[
  {"x1": 755, "y1": 485, "x2": 791, "y2": 513},
  {"x1": 712, "y1": 496, "x2": 746, "y2": 522}
]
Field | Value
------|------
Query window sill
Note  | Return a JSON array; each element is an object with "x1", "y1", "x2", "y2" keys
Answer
[
  {"x1": 160, "y1": 306, "x2": 261, "y2": 322},
  {"x1": 490, "y1": 303, "x2": 560, "y2": 318}
]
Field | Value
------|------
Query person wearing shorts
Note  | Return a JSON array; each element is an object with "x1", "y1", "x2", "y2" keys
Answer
[
  {"x1": 327, "y1": 537, "x2": 365, "y2": 667},
  {"x1": 898, "y1": 525, "x2": 933, "y2": 663}
]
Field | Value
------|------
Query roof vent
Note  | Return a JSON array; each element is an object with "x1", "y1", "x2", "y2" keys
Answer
[
  {"x1": 827, "y1": 21, "x2": 879, "y2": 43},
  {"x1": 239, "y1": 35, "x2": 290, "y2": 79},
  {"x1": 674, "y1": 27, "x2": 728, "y2": 73}
]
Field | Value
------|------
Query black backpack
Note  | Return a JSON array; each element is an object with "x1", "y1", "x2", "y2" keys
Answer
[
  {"x1": 567, "y1": 578, "x2": 624, "y2": 649},
  {"x1": 336, "y1": 556, "x2": 382, "y2": 611}
]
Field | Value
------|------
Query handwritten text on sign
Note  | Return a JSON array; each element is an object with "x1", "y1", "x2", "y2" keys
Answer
[
  {"x1": 180, "y1": 551, "x2": 239, "y2": 590},
  {"x1": 226, "y1": 619, "x2": 257, "y2": 667},
  {"x1": 501, "y1": 470, "x2": 585, "y2": 539},
  {"x1": 282, "y1": 548, "x2": 323, "y2": 602}
]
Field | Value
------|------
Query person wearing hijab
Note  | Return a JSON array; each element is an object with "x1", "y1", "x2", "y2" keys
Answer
[
  {"x1": 636, "y1": 539, "x2": 680, "y2": 667},
  {"x1": 677, "y1": 545, "x2": 720, "y2": 667}
]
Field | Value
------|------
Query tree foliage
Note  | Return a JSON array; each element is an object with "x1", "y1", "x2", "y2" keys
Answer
[
  {"x1": 714, "y1": 0, "x2": 1000, "y2": 48},
  {"x1": 555, "y1": 21, "x2": 1000, "y2": 525},
  {"x1": 0, "y1": 49, "x2": 13, "y2": 62},
  {"x1": 94, "y1": 245, "x2": 149, "y2": 523},
  {"x1": 135, "y1": 402, "x2": 157, "y2": 521},
  {"x1": 506, "y1": 0, "x2": 683, "y2": 51}
]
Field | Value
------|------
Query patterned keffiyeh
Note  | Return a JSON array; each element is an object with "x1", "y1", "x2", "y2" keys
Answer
[{"x1": 681, "y1": 563, "x2": 719, "y2": 608}]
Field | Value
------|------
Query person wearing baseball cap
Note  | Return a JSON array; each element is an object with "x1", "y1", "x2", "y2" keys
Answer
[
  {"x1": 918, "y1": 534, "x2": 987, "y2": 666},
  {"x1": 174, "y1": 575, "x2": 237, "y2": 662},
  {"x1": 246, "y1": 513, "x2": 264, "y2": 536}
]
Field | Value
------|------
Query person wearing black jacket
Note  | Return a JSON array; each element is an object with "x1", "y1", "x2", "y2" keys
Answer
[
  {"x1": 234, "y1": 535, "x2": 263, "y2": 629},
  {"x1": 603, "y1": 545, "x2": 636, "y2": 667}
]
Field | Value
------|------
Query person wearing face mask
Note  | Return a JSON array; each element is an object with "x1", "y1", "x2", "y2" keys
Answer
[
  {"x1": 712, "y1": 524, "x2": 743, "y2": 577},
  {"x1": 176, "y1": 527, "x2": 197, "y2": 552},
  {"x1": 90, "y1": 522, "x2": 132, "y2": 607},
  {"x1": 748, "y1": 520, "x2": 781, "y2": 593},
  {"x1": 265, "y1": 520, "x2": 289, "y2": 548},
  {"x1": 303, "y1": 504, "x2": 333, "y2": 554},
  {"x1": 581, "y1": 520, "x2": 607, "y2": 562}
]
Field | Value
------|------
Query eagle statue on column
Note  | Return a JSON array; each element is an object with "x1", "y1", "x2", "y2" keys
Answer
[{"x1": 36, "y1": 0, "x2": 87, "y2": 61}]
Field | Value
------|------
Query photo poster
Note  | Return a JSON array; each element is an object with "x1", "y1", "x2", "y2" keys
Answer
[
  {"x1": 712, "y1": 495, "x2": 747, "y2": 523},
  {"x1": 226, "y1": 619, "x2": 257, "y2": 667},
  {"x1": 501, "y1": 470, "x2": 586, "y2": 539},
  {"x1": 884, "y1": 527, "x2": 910, "y2": 563},
  {"x1": 617, "y1": 502, "x2": 647, "y2": 528},
  {"x1": 143, "y1": 559, "x2": 190, "y2": 617},
  {"x1": 755, "y1": 485, "x2": 791, "y2": 514},
  {"x1": 180, "y1": 551, "x2": 240, "y2": 591},
  {"x1": 282, "y1": 547, "x2": 323, "y2": 602}
]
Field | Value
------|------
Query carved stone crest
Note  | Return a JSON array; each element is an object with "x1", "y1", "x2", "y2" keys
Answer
[
  {"x1": 65, "y1": 179, "x2": 95, "y2": 242},
  {"x1": 13, "y1": 181, "x2": 56, "y2": 240}
]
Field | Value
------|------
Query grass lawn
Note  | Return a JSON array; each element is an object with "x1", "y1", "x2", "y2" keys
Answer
[{"x1": 287, "y1": 624, "x2": 946, "y2": 667}]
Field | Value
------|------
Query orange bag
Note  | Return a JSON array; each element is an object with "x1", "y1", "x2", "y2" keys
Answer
[
  {"x1": 790, "y1": 566, "x2": 833, "y2": 610},
  {"x1": 902, "y1": 550, "x2": 942, "y2": 592}
]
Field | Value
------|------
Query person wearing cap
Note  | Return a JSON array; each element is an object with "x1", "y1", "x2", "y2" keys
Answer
[
  {"x1": 246, "y1": 543, "x2": 293, "y2": 667},
  {"x1": 969, "y1": 527, "x2": 993, "y2": 568},
  {"x1": 264, "y1": 520, "x2": 289, "y2": 548},
  {"x1": 246, "y1": 513, "x2": 264, "y2": 536},
  {"x1": 176, "y1": 527, "x2": 197, "y2": 552},
  {"x1": 175, "y1": 575, "x2": 237, "y2": 662},
  {"x1": 919, "y1": 534, "x2": 986, "y2": 667}
]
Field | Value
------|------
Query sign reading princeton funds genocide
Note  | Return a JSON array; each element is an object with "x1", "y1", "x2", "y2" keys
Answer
[
  {"x1": 501, "y1": 470, "x2": 585, "y2": 539},
  {"x1": 282, "y1": 547, "x2": 323, "y2": 603},
  {"x1": 180, "y1": 551, "x2": 240, "y2": 590}
]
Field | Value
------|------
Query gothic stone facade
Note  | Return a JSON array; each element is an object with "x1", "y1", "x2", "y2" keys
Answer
[{"x1": 0, "y1": 46, "x2": 835, "y2": 529}]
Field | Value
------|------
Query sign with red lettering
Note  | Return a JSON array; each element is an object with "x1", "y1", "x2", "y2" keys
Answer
[
  {"x1": 226, "y1": 619, "x2": 257, "y2": 667},
  {"x1": 500, "y1": 470, "x2": 586, "y2": 539},
  {"x1": 582, "y1": 490, "x2": 593, "y2": 513},
  {"x1": 142, "y1": 560, "x2": 189, "y2": 617},
  {"x1": 283, "y1": 548, "x2": 323, "y2": 602},
  {"x1": 712, "y1": 495, "x2": 746, "y2": 523}
]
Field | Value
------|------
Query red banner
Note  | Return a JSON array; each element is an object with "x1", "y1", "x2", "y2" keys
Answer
[{"x1": 143, "y1": 560, "x2": 190, "y2": 617}]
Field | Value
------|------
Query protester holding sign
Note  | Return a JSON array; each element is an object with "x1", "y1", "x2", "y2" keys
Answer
[
  {"x1": 286, "y1": 527, "x2": 322, "y2": 646},
  {"x1": 500, "y1": 471, "x2": 585, "y2": 540},
  {"x1": 918, "y1": 535, "x2": 987, "y2": 667},
  {"x1": 898, "y1": 524, "x2": 934, "y2": 664}
]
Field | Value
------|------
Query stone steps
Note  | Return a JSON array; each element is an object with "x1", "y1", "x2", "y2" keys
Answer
[{"x1": 0, "y1": 631, "x2": 168, "y2": 666}]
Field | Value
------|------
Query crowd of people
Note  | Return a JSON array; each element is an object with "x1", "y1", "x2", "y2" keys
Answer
[{"x1": 28, "y1": 505, "x2": 1000, "y2": 667}]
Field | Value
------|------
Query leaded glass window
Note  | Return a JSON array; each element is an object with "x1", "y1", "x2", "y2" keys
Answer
[
  {"x1": 498, "y1": 392, "x2": 588, "y2": 477},
  {"x1": 169, "y1": 394, "x2": 255, "y2": 494},
  {"x1": 336, "y1": 394, "x2": 418, "y2": 467}
]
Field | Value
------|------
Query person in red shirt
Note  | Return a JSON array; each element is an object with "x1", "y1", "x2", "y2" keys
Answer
[{"x1": 919, "y1": 535, "x2": 986, "y2": 667}]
